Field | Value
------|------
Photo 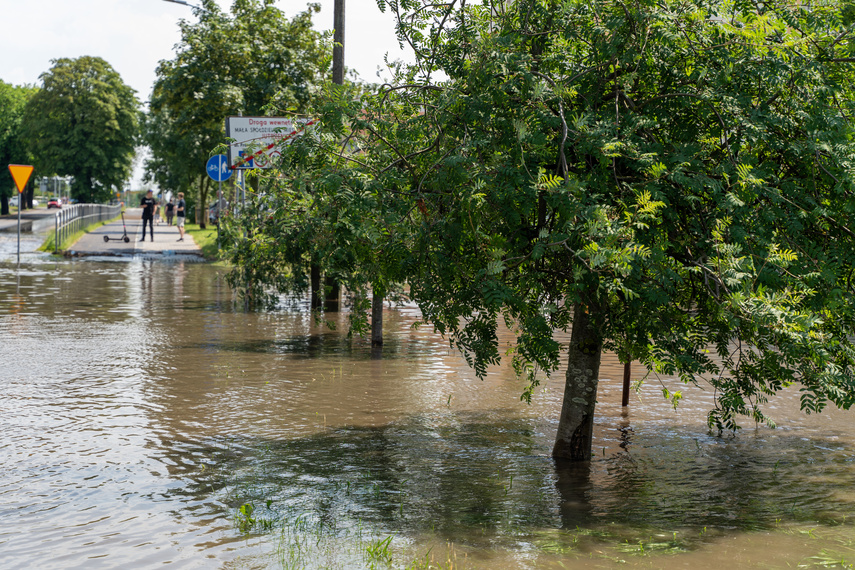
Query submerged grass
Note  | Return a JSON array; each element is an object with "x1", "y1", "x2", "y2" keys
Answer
[
  {"x1": 199, "y1": 419, "x2": 855, "y2": 569},
  {"x1": 227, "y1": 487, "x2": 475, "y2": 569},
  {"x1": 806, "y1": 551, "x2": 855, "y2": 569},
  {"x1": 230, "y1": 501, "x2": 855, "y2": 569}
]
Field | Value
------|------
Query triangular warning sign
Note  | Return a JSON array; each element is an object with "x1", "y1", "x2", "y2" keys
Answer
[{"x1": 9, "y1": 165, "x2": 34, "y2": 194}]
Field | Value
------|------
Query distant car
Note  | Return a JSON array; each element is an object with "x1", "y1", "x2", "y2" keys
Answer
[
  {"x1": 47, "y1": 198, "x2": 62, "y2": 209},
  {"x1": 9, "y1": 196, "x2": 18, "y2": 207}
]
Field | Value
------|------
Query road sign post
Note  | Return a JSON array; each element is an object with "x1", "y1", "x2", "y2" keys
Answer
[
  {"x1": 206, "y1": 155, "x2": 231, "y2": 250},
  {"x1": 9, "y1": 165, "x2": 34, "y2": 263}
]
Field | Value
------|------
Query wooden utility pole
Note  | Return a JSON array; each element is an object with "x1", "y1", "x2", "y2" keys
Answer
[
  {"x1": 332, "y1": 0, "x2": 345, "y2": 84},
  {"x1": 622, "y1": 362, "x2": 631, "y2": 407},
  {"x1": 322, "y1": 0, "x2": 345, "y2": 311}
]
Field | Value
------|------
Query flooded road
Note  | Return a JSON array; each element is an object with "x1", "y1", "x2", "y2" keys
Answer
[{"x1": 0, "y1": 233, "x2": 853, "y2": 569}]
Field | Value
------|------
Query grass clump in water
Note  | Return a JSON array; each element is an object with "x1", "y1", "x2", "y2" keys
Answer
[{"x1": 364, "y1": 535, "x2": 393, "y2": 568}]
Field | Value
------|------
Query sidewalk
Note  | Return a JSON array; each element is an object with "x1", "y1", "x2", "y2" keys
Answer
[{"x1": 66, "y1": 208, "x2": 204, "y2": 258}]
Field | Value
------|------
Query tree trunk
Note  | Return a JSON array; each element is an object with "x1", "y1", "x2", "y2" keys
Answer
[
  {"x1": 371, "y1": 291, "x2": 384, "y2": 347},
  {"x1": 199, "y1": 176, "x2": 209, "y2": 229},
  {"x1": 325, "y1": 277, "x2": 340, "y2": 312},
  {"x1": 228, "y1": 177, "x2": 236, "y2": 206},
  {"x1": 310, "y1": 263, "x2": 322, "y2": 310},
  {"x1": 552, "y1": 303, "x2": 603, "y2": 461}
]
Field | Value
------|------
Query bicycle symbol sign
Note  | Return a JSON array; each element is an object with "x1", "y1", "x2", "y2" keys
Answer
[{"x1": 206, "y1": 155, "x2": 232, "y2": 182}]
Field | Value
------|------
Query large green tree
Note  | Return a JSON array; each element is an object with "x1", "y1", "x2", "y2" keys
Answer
[
  {"x1": 231, "y1": 0, "x2": 855, "y2": 461},
  {"x1": 21, "y1": 56, "x2": 139, "y2": 203},
  {"x1": 145, "y1": 0, "x2": 330, "y2": 224},
  {"x1": 0, "y1": 81, "x2": 37, "y2": 215}
]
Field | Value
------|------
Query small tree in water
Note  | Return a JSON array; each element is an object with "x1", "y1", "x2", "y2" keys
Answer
[{"x1": 232, "y1": 0, "x2": 855, "y2": 460}]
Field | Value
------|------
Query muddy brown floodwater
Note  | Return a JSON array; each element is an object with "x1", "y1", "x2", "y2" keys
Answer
[{"x1": 1, "y1": 238, "x2": 854, "y2": 569}]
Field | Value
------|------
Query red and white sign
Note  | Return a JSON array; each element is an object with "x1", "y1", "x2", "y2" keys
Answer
[{"x1": 225, "y1": 116, "x2": 314, "y2": 170}]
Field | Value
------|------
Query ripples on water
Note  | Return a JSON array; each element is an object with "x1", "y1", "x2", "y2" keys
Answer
[{"x1": 0, "y1": 233, "x2": 853, "y2": 569}]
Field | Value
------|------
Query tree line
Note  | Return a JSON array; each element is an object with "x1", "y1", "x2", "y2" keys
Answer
[
  {"x1": 1, "y1": 55, "x2": 138, "y2": 213},
  {"x1": 0, "y1": 0, "x2": 327, "y2": 219}
]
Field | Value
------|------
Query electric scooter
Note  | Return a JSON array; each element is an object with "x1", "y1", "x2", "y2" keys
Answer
[{"x1": 103, "y1": 211, "x2": 131, "y2": 243}]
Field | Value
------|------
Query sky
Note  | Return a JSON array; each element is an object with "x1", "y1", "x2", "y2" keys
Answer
[
  {"x1": 0, "y1": 0, "x2": 408, "y2": 98},
  {"x1": 0, "y1": 0, "x2": 409, "y2": 188}
]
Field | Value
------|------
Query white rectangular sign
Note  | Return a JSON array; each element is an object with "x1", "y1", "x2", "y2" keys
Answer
[{"x1": 225, "y1": 116, "x2": 313, "y2": 169}]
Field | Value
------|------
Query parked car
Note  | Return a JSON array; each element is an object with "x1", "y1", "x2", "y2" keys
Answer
[
  {"x1": 8, "y1": 196, "x2": 41, "y2": 208},
  {"x1": 47, "y1": 198, "x2": 62, "y2": 209}
]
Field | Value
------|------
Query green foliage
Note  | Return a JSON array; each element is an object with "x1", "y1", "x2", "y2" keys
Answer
[
  {"x1": 221, "y1": 78, "x2": 407, "y2": 334},
  {"x1": 230, "y1": 0, "x2": 855, "y2": 436},
  {"x1": 0, "y1": 81, "x2": 37, "y2": 207},
  {"x1": 21, "y1": 56, "x2": 139, "y2": 203}
]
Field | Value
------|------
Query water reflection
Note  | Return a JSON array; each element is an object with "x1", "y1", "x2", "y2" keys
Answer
[
  {"x1": 0, "y1": 257, "x2": 853, "y2": 569},
  {"x1": 150, "y1": 417, "x2": 854, "y2": 535},
  {"x1": 555, "y1": 460, "x2": 595, "y2": 529}
]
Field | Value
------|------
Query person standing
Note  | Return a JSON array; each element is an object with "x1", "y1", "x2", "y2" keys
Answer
[
  {"x1": 166, "y1": 199, "x2": 175, "y2": 226},
  {"x1": 176, "y1": 192, "x2": 186, "y2": 242},
  {"x1": 140, "y1": 189, "x2": 156, "y2": 242}
]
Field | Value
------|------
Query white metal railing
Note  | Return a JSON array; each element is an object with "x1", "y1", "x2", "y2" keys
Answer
[{"x1": 54, "y1": 204, "x2": 122, "y2": 252}]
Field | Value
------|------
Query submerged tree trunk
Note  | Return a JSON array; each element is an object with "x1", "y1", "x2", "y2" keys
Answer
[
  {"x1": 371, "y1": 291, "x2": 384, "y2": 347},
  {"x1": 554, "y1": 458, "x2": 594, "y2": 527},
  {"x1": 552, "y1": 303, "x2": 603, "y2": 461},
  {"x1": 325, "y1": 278, "x2": 340, "y2": 312},
  {"x1": 310, "y1": 263, "x2": 322, "y2": 310}
]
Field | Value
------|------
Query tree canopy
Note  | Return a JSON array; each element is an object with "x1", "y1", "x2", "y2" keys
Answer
[
  {"x1": 226, "y1": 0, "x2": 855, "y2": 460},
  {"x1": 144, "y1": 0, "x2": 330, "y2": 208},
  {"x1": 21, "y1": 56, "x2": 139, "y2": 203},
  {"x1": 0, "y1": 81, "x2": 37, "y2": 214}
]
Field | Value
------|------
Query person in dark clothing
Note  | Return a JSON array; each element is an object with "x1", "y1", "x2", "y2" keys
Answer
[
  {"x1": 140, "y1": 190, "x2": 156, "y2": 241},
  {"x1": 166, "y1": 199, "x2": 175, "y2": 226}
]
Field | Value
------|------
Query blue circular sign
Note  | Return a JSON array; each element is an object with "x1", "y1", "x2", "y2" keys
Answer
[{"x1": 206, "y1": 155, "x2": 232, "y2": 182}]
